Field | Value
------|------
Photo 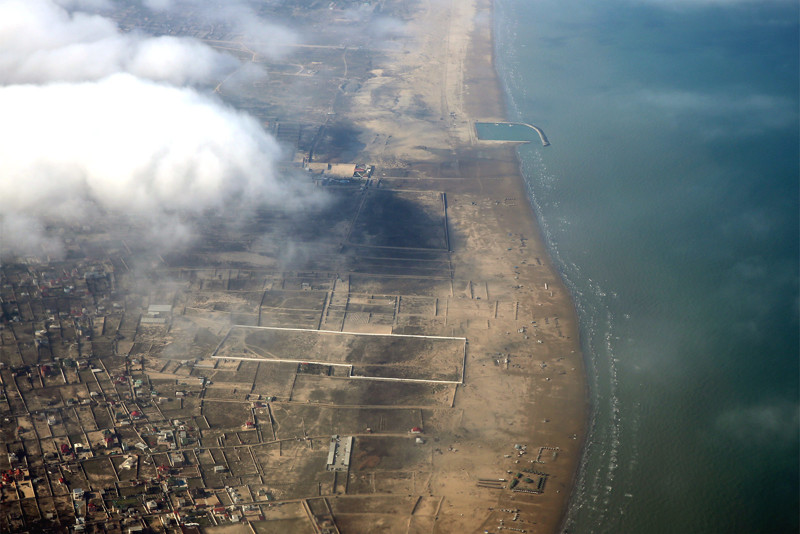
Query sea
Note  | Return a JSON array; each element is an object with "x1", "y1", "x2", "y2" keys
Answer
[{"x1": 492, "y1": 0, "x2": 800, "y2": 532}]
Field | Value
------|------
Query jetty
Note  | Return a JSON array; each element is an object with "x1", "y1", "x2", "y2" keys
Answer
[
  {"x1": 475, "y1": 121, "x2": 551, "y2": 146},
  {"x1": 511, "y1": 122, "x2": 550, "y2": 146}
]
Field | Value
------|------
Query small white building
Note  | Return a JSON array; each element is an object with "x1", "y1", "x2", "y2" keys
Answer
[{"x1": 147, "y1": 305, "x2": 172, "y2": 315}]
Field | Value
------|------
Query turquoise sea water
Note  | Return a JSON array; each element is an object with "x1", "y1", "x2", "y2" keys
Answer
[{"x1": 493, "y1": 1, "x2": 799, "y2": 532}]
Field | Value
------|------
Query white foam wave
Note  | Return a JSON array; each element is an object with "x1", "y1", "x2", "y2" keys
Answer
[{"x1": 494, "y1": 4, "x2": 640, "y2": 529}]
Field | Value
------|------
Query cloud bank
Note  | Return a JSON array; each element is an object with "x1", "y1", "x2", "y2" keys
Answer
[
  {"x1": 634, "y1": 89, "x2": 797, "y2": 138},
  {"x1": 141, "y1": 0, "x2": 299, "y2": 58},
  {"x1": 715, "y1": 401, "x2": 800, "y2": 447},
  {"x1": 629, "y1": 0, "x2": 794, "y2": 7},
  {"x1": 0, "y1": 74, "x2": 289, "y2": 215},
  {"x1": 0, "y1": 0, "x2": 310, "y2": 257},
  {"x1": 0, "y1": 0, "x2": 239, "y2": 84}
]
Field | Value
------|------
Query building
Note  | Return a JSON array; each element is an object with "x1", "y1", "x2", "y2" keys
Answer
[{"x1": 325, "y1": 435, "x2": 353, "y2": 472}]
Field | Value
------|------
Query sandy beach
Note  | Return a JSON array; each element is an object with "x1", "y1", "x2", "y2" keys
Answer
[{"x1": 346, "y1": 0, "x2": 589, "y2": 531}]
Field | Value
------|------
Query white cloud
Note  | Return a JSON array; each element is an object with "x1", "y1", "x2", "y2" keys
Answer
[
  {"x1": 640, "y1": 89, "x2": 792, "y2": 114},
  {"x1": 141, "y1": 0, "x2": 171, "y2": 9},
  {"x1": 715, "y1": 401, "x2": 800, "y2": 446},
  {"x1": 53, "y1": 0, "x2": 111, "y2": 9},
  {"x1": 0, "y1": 74, "x2": 315, "y2": 251},
  {"x1": 636, "y1": 89, "x2": 797, "y2": 136},
  {"x1": 339, "y1": 3, "x2": 408, "y2": 41},
  {"x1": 0, "y1": 0, "x2": 314, "y2": 257},
  {"x1": 0, "y1": 75, "x2": 285, "y2": 213},
  {"x1": 142, "y1": 0, "x2": 299, "y2": 58},
  {"x1": 0, "y1": 0, "x2": 238, "y2": 84},
  {"x1": 630, "y1": 0, "x2": 792, "y2": 7}
]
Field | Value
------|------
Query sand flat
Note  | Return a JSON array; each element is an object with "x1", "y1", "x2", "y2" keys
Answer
[{"x1": 335, "y1": 0, "x2": 589, "y2": 531}]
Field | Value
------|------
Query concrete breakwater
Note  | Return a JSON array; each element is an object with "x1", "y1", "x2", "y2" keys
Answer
[
  {"x1": 475, "y1": 121, "x2": 551, "y2": 146},
  {"x1": 517, "y1": 122, "x2": 550, "y2": 146}
]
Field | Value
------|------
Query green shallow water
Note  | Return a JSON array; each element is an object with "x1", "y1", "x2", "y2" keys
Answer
[{"x1": 475, "y1": 121, "x2": 541, "y2": 142}]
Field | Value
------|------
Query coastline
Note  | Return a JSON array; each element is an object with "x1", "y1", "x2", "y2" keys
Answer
[
  {"x1": 348, "y1": 0, "x2": 589, "y2": 530},
  {"x1": 454, "y1": 2, "x2": 589, "y2": 528},
  {"x1": 5, "y1": 1, "x2": 794, "y2": 532}
]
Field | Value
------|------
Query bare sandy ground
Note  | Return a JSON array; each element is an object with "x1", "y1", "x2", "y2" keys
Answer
[{"x1": 344, "y1": 0, "x2": 589, "y2": 532}]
